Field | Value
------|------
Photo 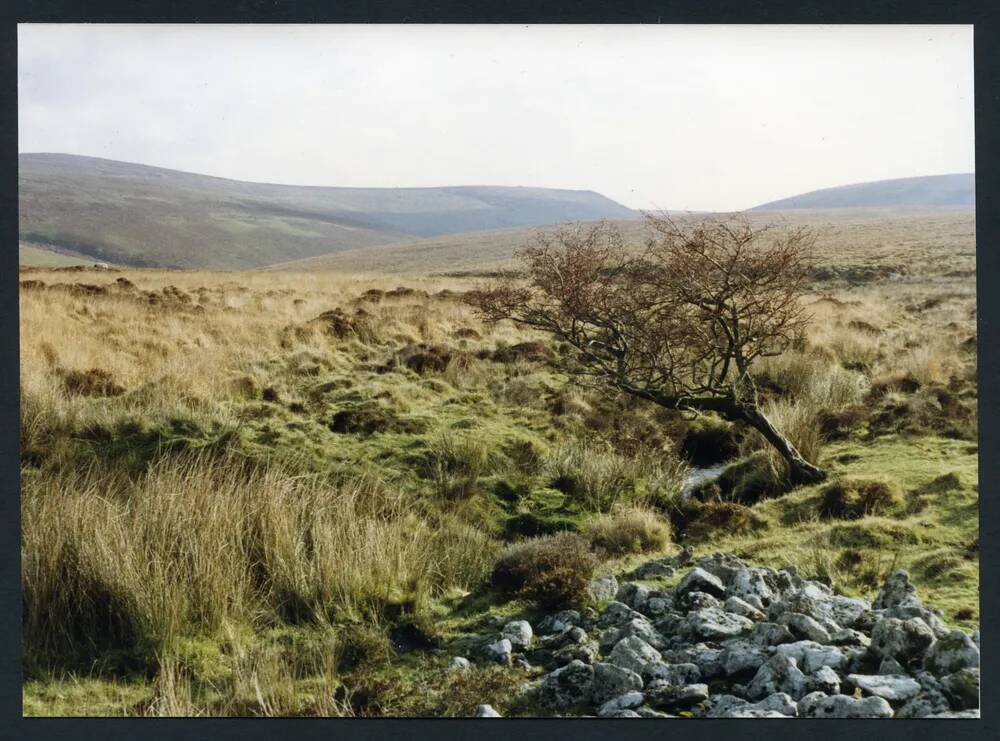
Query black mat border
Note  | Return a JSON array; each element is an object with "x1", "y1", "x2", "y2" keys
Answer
[{"x1": 1, "y1": 2, "x2": 996, "y2": 740}]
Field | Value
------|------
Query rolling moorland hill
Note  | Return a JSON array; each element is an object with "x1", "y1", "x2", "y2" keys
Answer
[
  {"x1": 18, "y1": 153, "x2": 636, "y2": 270},
  {"x1": 753, "y1": 174, "x2": 975, "y2": 211},
  {"x1": 266, "y1": 208, "x2": 976, "y2": 279}
]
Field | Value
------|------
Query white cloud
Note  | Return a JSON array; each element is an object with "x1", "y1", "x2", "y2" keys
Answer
[{"x1": 18, "y1": 23, "x2": 974, "y2": 210}]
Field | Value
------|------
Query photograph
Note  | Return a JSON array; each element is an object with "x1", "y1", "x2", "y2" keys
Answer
[{"x1": 17, "y1": 23, "x2": 979, "y2": 718}]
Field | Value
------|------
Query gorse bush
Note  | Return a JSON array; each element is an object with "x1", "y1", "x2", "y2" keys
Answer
[{"x1": 490, "y1": 532, "x2": 597, "y2": 609}]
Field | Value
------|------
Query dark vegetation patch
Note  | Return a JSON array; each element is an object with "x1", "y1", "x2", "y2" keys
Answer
[
  {"x1": 309, "y1": 308, "x2": 373, "y2": 340},
  {"x1": 668, "y1": 499, "x2": 767, "y2": 542},
  {"x1": 689, "y1": 452, "x2": 788, "y2": 505},
  {"x1": 817, "y1": 405, "x2": 868, "y2": 440},
  {"x1": 867, "y1": 384, "x2": 977, "y2": 441},
  {"x1": 329, "y1": 403, "x2": 427, "y2": 436},
  {"x1": 679, "y1": 415, "x2": 741, "y2": 465},
  {"x1": 490, "y1": 532, "x2": 597, "y2": 610},
  {"x1": 60, "y1": 367, "x2": 126, "y2": 397},
  {"x1": 818, "y1": 476, "x2": 903, "y2": 519},
  {"x1": 489, "y1": 342, "x2": 555, "y2": 364}
]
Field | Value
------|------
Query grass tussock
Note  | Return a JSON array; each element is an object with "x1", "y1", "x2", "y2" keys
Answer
[
  {"x1": 490, "y1": 532, "x2": 598, "y2": 610},
  {"x1": 585, "y1": 506, "x2": 671, "y2": 556},
  {"x1": 818, "y1": 476, "x2": 904, "y2": 520},
  {"x1": 22, "y1": 454, "x2": 496, "y2": 673}
]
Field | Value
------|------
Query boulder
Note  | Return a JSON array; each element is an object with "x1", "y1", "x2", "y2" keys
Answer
[
  {"x1": 450, "y1": 656, "x2": 472, "y2": 672},
  {"x1": 537, "y1": 660, "x2": 595, "y2": 709},
  {"x1": 779, "y1": 612, "x2": 832, "y2": 644},
  {"x1": 661, "y1": 644, "x2": 724, "y2": 680},
  {"x1": 798, "y1": 691, "x2": 894, "y2": 718},
  {"x1": 726, "y1": 567, "x2": 779, "y2": 608},
  {"x1": 502, "y1": 620, "x2": 534, "y2": 651},
  {"x1": 750, "y1": 621, "x2": 795, "y2": 647},
  {"x1": 537, "y1": 610, "x2": 581, "y2": 635},
  {"x1": 615, "y1": 583, "x2": 651, "y2": 611},
  {"x1": 696, "y1": 552, "x2": 747, "y2": 584},
  {"x1": 874, "y1": 570, "x2": 918, "y2": 610},
  {"x1": 808, "y1": 666, "x2": 841, "y2": 695},
  {"x1": 847, "y1": 674, "x2": 921, "y2": 702},
  {"x1": 591, "y1": 662, "x2": 644, "y2": 704},
  {"x1": 870, "y1": 616, "x2": 936, "y2": 664},
  {"x1": 773, "y1": 641, "x2": 847, "y2": 673},
  {"x1": 724, "y1": 596, "x2": 766, "y2": 622},
  {"x1": 474, "y1": 704, "x2": 501, "y2": 717},
  {"x1": 746, "y1": 654, "x2": 810, "y2": 701},
  {"x1": 645, "y1": 681, "x2": 710, "y2": 710},
  {"x1": 597, "y1": 691, "x2": 645, "y2": 717},
  {"x1": 923, "y1": 629, "x2": 980, "y2": 675},
  {"x1": 719, "y1": 641, "x2": 771, "y2": 677},
  {"x1": 628, "y1": 558, "x2": 676, "y2": 580},
  {"x1": 482, "y1": 638, "x2": 513, "y2": 665},
  {"x1": 606, "y1": 635, "x2": 662, "y2": 675},
  {"x1": 686, "y1": 607, "x2": 754, "y2": 640},
  {"x1": 940, "y1": 667, "x2": 979, "y2": 709},
  {"x1": 596, "y1": 601, "x2": 643, "y2": 629},
  {"x1": 675, "y1": 567, "x2": 726, "y2": 598},
  {"x1": 643, "y1": 662, "x2": 702, "y2": 686}
]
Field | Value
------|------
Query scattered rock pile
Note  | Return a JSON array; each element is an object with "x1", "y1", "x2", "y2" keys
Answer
[{"x1": 455, "y1": 553, "x2": 979, "y2": 718}]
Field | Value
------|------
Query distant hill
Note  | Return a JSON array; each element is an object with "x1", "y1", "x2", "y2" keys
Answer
[
  {"x1": 18, "y1": 153, "x2": 636, "y2": 270},
  {"x1": 753, "y1": 174, "x2": 975, "y2": 210},
  {"x1": 268, "y1": 208, "x2": 975, "y2": 276}
]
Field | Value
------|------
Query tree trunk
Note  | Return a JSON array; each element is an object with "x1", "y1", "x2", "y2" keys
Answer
[{"x1": 736, "y1": 403, "x2": 827, "y2": 484}]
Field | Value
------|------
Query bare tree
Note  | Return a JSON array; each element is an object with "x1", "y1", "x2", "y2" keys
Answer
[{"x1": 468, "y1": 213, "x2": 826, "y2": 484}]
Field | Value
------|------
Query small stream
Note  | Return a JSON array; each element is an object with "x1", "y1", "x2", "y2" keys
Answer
[{"x1": 680, "y1": 463, "x2": 729, "y2": 498}]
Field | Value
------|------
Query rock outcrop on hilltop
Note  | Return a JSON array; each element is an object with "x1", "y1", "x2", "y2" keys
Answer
[{"x1": 454, "y1": 552, "x2": 979, "y2": 718}]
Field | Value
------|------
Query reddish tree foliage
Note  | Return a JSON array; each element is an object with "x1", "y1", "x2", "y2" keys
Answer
[{"x1": 468, "y1": 213, "x2": 826, "y2": 483}]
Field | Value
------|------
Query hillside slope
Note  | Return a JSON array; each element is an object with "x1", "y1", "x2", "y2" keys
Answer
[
  {"x1": 753, "y1": 174, "x2": 975, "y2": 210},
  {"x1": 266, "y1": 208, "x2": 975, "y2": 277},
  {"x1": 18, "y1": 153, "x2": 635, "y2": 269}
]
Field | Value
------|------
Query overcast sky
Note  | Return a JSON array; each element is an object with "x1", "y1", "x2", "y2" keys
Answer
[{"x1": 18, "y1": 24, "x2": 974, "y2": 211}]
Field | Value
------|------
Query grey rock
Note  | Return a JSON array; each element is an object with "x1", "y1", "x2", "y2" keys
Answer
[
  {"x1": 629, "y1": 558, "x2": 676, "y2": 580},
  {"x1": 727, "y1": 567, "x2": 779, "y2": 607},
  {"x1": 642, "y1": 596, "x2": 674, "y2": 618},
  {"x1": 746, "y1": 653, "x2": 810, "y2": 700},
  {"x1": 750, "y1": 621, "x2": 795, "y2": 647},
  {"x1": 687, "y1": 607, "x2": 754, "y2": 640},
  {"x1": 799, "y1": 691, "x2": 894, "y2": 718},
  {"x1": 896, "y1": 689, "x2": 952, "y2": 718},
  {"x1": 591, "y1": 662, "x2": 644, "y2": 704},
  {"x1": 773, "y1": 640, "x2": 847, "y2": 673},
  {"x1": 675, "y1": 567, "x2": 726, "y2": 598},
  {"x1": 923, "y1": 629, "x2": 979, "y2": 675},
  {"x1": 589, "y1": 575, "x2": 619, "y2": 602},
  {"x1": 450, "y1": 656, "x2": 472, "y2": 672},
  {"x1": 537, "y1": 610, "x2": 581, "y2": 635},
  {"x1": 502, "y1": 620, "x2": 533, "y2": 651},
  {"x1": 725, "y1": 596, "x2": 766, "y2": 622},
  {"x1": 646, "y1": 681, "x2": 710, "y2": 710},
  {"x1": 678, "y1": 591, "x2": 724, "y2": 612},
  {"x1": 635, "y1": 706, "x2": 676, "y2": 718},
  {"x1": 756, "y1": 692, "x2": 798, "y2": 716},
  {"x1": 808, "y1": 665, "x2": 841, "y2": 695},
  {"x1": 537, "y1": 660, "x2": 594, "y2": 709},
  {"x1": 513, "y1": 657, "x2": 533, "y2": 671},
  {"x1": 719, "y1": 641, "x2": 771, "y2": 676},
  {"x1": 829, "y1": 628, "x2": 870, "y2": 648},
  {"x1": 780, "y1": 612, "x2": 832, "y2": 644},
  {"x1": 596, "y1": 601, "x2": 643, "y2": 629},
  {"x1": 878, "y1": 656, "x2": 906, "y2": 675},
  {"x1": 604, "y1": 709, "x2": 641, "y2": 718},
  {"x1": 474, "y1": 704, "x2": 501, "y2": 717},
  {"x1": 696, "y1": 552, "x2": 747, "y2": 584},
  {"x1": 597, "y1": 690, "x2": 645, "y2": 717},
  {"x1": 662, "y1": 644, "x2": 724, "y2": 680},
  {"x1": 874, "y1": 570, "x2": 918, "y2": 610},
  {"x1": 606, "y1": 635, "x2": 662, "y2": 675},
  {"x1": 870, "y1": 616, "x2": 936, "y2": 664},
  {"x1": 618, "y1": 616, "x2": 667, "y2": 649},
  {"x1": 551, "y1": 639, "x2": 600, "y2": 667},
  {"x1": 940, "y1": 667, "x2": 979, "y2": 709},
  {"x1": 971, "y1": 629, "x2": 979, "y2": 648},
  {"x1": 615, "y1": 583, "x2": 651, "y2": 611},
  {"x1": 847, "y1": 673, "x2": 921, "y2": 702},
  {"x1": 643, "y1": 662, "x2": 701, "y2": 685},
  {"x1": 482, "y1": 638, "x2": 513, "y2": 665}
]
